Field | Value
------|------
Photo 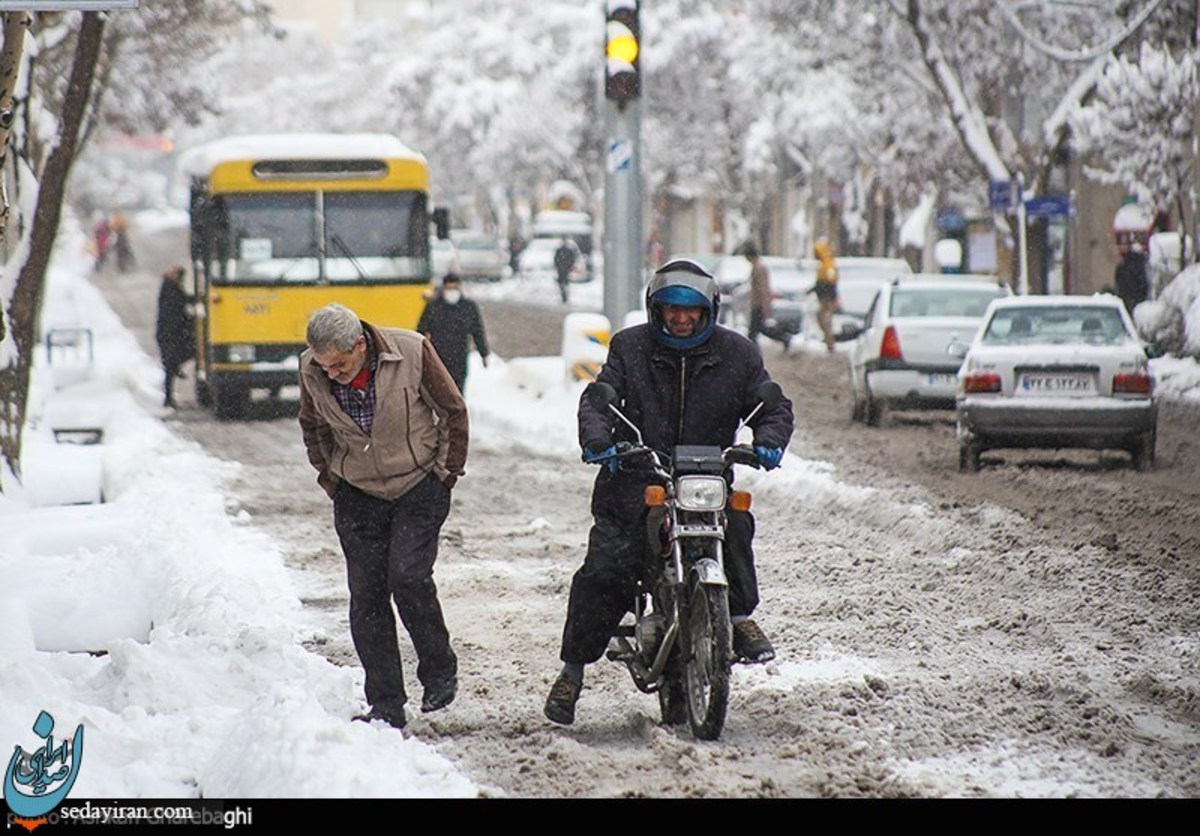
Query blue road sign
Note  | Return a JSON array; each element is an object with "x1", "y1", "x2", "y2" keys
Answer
[
  {"x1": 989, "y1": 180, "x2": 1017, "y2": 211},
  {"x1": 1024, "y1": 195, "x2": 1072, "y2": 218}
]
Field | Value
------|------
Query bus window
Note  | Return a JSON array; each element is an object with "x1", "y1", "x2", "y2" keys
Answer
[
  {"x1": 219, "y1": 193, "x2": 320, "y2": 283},
  {"x1": 324, "y1": 191, "x2": 427, "y2": 281}
]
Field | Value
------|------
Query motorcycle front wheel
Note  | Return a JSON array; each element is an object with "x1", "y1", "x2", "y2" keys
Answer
[{"x1": 684, "y1": 575, "x2": 732, "y2": 740}]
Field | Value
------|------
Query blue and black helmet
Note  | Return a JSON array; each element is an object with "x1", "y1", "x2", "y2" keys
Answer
[{"x1": 644, "y1": 258, "x2": 720, "y2": 350}]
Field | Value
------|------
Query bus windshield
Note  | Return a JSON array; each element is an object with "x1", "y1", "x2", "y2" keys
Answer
[
  {"x1": 324, "y1": 191, "x2": 426, "y2": 281},
  {"x1": 213, "y1": 191, "x2": 428, "y2": 283}
]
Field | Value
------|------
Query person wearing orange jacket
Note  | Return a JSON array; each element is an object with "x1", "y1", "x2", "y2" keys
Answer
[{"x1": 811, "y1": 239, "x2": 840, "y2": 353}]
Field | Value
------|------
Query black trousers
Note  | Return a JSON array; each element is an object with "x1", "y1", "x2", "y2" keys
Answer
[
  {"x1": 748, "y1": 308, "x2": 791, "y2": 347},
  {"x1": 559, "y1": 481, "x2": 759, "y2": 665},
  {"x1": 334, "y1": 474, "x2": 457, "y2": 710}
]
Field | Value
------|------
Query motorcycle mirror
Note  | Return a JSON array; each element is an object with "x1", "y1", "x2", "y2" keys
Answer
[
  {"x1": 588, "y1": 381, "x2": 618, "y2": 411},
  {"x1": 755, "y1": 380, "x2": 782, "y2": 411}
]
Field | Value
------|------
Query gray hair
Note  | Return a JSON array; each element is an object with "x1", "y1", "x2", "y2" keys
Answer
[{"x1": 306, "y1": 303, "x2": 363, "y2": 353}]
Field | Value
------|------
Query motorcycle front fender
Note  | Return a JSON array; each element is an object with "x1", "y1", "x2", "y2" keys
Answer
[{"x1": 690, "y1": 557, "x2": 727, "y2": 587}]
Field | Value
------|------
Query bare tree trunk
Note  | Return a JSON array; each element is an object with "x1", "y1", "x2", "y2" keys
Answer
[
  {"x1": 0, "y1": 12, "x2": 30, "y2": 344},
  {"x1": 0, "y1": 12, "x2": 104, "y2": 489}
]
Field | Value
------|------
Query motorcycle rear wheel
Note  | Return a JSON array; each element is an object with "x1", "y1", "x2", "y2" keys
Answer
[{"x1": 684, "y1": 575, "x2": 732, "y2": 740}]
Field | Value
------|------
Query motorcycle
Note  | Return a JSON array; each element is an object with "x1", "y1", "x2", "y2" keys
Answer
[{"x1": 588, "y1": 379, "x2": 783, "y2": 740}]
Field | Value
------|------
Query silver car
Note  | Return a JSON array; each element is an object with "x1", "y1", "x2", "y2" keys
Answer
[
  {"x1": 954, "y1": 294, "x2": 1159, "y2": 472},
  {"x1": 848, "y1": 275, "x2": 1011, "y2": 426},
  {"x1": 450, "y1": 231, "x2": 510, "y2": 282}
]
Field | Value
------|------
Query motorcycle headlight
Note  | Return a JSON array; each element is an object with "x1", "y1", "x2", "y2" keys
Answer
[{"x1": 676, "y1": 475, "x2": 726, "y2": 511}]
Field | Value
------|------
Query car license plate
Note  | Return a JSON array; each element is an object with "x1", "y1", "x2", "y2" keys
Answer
[
  {"x1": 927, "y1": 372, "x2": 957, "y2": 388},
  {"x1": 1018, "y1": 373, "x2": 1094, "y2": 394}
]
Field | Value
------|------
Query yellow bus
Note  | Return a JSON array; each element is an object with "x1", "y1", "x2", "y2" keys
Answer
[{"x1": 180, "y1": 133, "x2": 447, "y2": 418}]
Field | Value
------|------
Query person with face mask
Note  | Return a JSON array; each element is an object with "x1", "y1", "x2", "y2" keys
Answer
[{"x1": 416, "y1": 273, "x2": 491, "y2": 394}]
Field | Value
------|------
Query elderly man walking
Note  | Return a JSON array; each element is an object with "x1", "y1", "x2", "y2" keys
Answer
[{"x1": 298, "y1": 302, "x2": 469, "y2": 730}]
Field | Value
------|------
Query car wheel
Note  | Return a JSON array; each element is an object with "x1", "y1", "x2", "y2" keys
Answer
[
  {"x1": 850, "y1": 393, "x2": 865, "y2": 423},
  {"x1": 1131, "y1": 430, "x2": 1156, "y2": 472},
  {"x1": 958, "y1": 440, "x2": 981, "y2": 473},
  {"x1": 864, "y1": 393, "x2": 885, "y2": 427}
]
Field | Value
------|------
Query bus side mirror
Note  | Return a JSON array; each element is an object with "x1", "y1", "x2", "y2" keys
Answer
[{"x1": 432, "y1": 207, "x2": 450, "y2": 240}]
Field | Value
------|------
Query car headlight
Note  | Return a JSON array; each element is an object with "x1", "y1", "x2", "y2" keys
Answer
[
  {"x1": 676, "y1": 475, "x2": 727, "y2": 511},
  {"x1": 226, "y1": 344, "x2": 256, "y2": 363}
]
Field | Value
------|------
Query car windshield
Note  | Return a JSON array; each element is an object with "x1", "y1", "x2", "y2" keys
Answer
[
  {"x1": 838, "y1": 279, "x2": 888, "y2": 316},
  {"x1": 982, "y1": 305, "x2": 1132, "y2": 345},
  {"x1": 888, "y1": 287, "x2": 1005, "y2": 318}
]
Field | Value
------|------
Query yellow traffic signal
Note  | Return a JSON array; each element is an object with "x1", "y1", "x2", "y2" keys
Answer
[{"x1": 605, "y1": 0, "x2": 640, "y2": 108}]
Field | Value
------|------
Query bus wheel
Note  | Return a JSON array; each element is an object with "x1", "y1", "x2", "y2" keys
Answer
[
  {"x1": 195, "y1": 378, "x2": 212, "y2": 408},
  {"x1": 213, "y1": 382, "x2": 249, "y2": 421}
]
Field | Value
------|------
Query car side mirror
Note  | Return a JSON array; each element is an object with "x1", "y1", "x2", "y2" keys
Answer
[
  {"x1": 1143, "y1": 342, "x2": 1164, "y2": 359},
  {"x1": 947, "y1": 340, "x2": 969, "y2": 360},
  {"x1": 840, "y1": 323, "x2": 864, "y2": 341}
]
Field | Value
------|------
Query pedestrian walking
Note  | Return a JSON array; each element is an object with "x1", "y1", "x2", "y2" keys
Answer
[
  {"x1": 298, "y1": 302, "x2": 469, "y2": 731},
  {"x1": 554, "y1": 238, "x2": 577, "y2": 304},
  {"x1": 110, "y1": 210, "x2": 135, "y2": 273},
  {"x1": 737, "y1": 240, "x2": 791, "y2": 352},
  {"x1": 155, "y1": 265, "x2": 194, "y2": 408},
  {"x1": 1114, "y1": 243, "x2": 1149, "y2": 317},
  {"x1": 417, "y1": 273, "x2": 491, "y2": 394},
  {"x1": 810, "y1": 239, "x2": 840, "y2": 353}
]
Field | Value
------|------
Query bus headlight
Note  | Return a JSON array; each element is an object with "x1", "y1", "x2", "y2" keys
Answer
[
  {"x1": 226, "y1": 344, "x2": 256, "y2": 363},
  {"x1": 676, "y1": 476, "x2": 726, "y2": 511}
]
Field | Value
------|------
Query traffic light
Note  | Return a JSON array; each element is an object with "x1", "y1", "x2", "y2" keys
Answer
[{"x1": 605, "y1": 0, "x2": 640, "y2": 109}]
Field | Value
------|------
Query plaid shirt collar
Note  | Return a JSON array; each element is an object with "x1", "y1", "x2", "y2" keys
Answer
[{"x1": 330, "y1": 329, "x2": 378, "y2": 435}]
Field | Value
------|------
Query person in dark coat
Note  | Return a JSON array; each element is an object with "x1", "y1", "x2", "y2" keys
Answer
[
  {"x1": 155, "y1": 265, "x2": 194, "y2": 408},
  {"x1": 416, "y1": 273, "x2": 490, "y2": 394},
  {"x1": 1114, "y1": 243, "x2": 1149, "y2": 317},
  {"x1": 553, "y1": 238, "x2": 577, "y2": 304},
  {"x1": 543, "y1": 258, "x2": 795, "y2": 726}
]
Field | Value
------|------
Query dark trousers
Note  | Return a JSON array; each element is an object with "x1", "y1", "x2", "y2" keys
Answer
[
  {"x1": 748, "y1": 308, "x2": 791, "y2": 348},
  {"x1": 559, "y1": 482, "x2": 759, "y2": 665},
  {"x1": 334, "y1": 474, "x2": 456, "y2": 710}
]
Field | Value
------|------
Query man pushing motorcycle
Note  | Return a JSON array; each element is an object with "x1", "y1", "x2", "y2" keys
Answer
[{"x1": 544, "y1": 257, "x2": 795, "y2": 726}]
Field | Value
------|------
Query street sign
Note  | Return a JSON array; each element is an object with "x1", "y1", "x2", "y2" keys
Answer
[
  {"x1": 606, "y1": 138, "x2": 632, "y2": 174},
  {"x1": 988, "y1": 179, "x2": 1018, "y2": 211},
  {"x1": 0, "y1": 2, "x2": 138, "y2": 8},
  {"x1": 1024, "y1": 195, "x2": 1072, "y2": 218}
]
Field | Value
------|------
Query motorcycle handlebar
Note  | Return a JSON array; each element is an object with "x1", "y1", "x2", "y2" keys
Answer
[{"x1": 601, "y1": 442, "x2": 761, "y2": 474}]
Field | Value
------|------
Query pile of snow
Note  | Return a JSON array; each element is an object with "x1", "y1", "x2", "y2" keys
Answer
[{"x1": 1135, "y1": 263, "x2": 1200, "y2": 358}]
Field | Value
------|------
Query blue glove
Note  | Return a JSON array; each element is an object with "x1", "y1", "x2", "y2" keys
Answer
[
  {"x1": 754, "y1": 445, "x2": 783, "y2": 471},
  {"x1": 583, "y1": 444, "x2": 621, "y2": 473}
]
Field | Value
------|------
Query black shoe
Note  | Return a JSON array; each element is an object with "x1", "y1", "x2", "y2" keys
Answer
[
  {"x1": 353, "y1": 703, "x2": 407, "y2": 729},
  {"x1": 421, "y1": 676, "x2": 457, "y2": 713},
  {"x1": 732, "y1": 619, "x2": 776, "y2": 664},
  {"x1": 543, "y1": 673, "x2": 582, "y2": 726}
]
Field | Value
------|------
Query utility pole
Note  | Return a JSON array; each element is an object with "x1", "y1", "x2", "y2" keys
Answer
[{"x1": 603, "y1": 0, "x2": 643, "y2": 327}]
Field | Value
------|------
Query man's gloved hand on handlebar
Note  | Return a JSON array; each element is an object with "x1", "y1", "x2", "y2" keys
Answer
[{"x1": 582, "y1": 438, "x2": 621, "y2": 473}]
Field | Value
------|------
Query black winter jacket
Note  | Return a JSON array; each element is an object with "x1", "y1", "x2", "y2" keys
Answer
[{"x1": 578, "y1": 324, "x2": 794, "y2": 471}]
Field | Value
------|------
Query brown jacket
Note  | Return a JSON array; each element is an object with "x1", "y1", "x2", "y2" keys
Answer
[
  {"x1": 749, "y1": 257, "x2": 772, "y2": 316},
  {"x1": 298, "y1": 322, "x2": 468, "y2": 500}
]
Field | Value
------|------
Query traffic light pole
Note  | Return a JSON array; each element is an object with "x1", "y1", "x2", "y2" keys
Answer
[{"x1": 603, "y1": 98, "x2": 643, "y2": 329}]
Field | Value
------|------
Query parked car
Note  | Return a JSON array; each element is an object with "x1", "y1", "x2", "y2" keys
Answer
[
  {"x1": 431, "y1": 237, "x2": 459, "y2": 279},
  {"x1": 720, "y1": 255, "x2": 814, "y2": 336},
  {"x1": 848, "y1": 274, "x2": 1011, "y2": 426},
  {"x1": 954, "y1": 294, "x2": 1158, "y2": 473},
  {"x1": 516, "y1": 237, "x2": 587, "y2": 284},
  {"x1": 450, "y1": 231, "x2": 510, "y2": 282}
]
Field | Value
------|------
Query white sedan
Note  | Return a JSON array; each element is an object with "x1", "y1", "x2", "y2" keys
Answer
[
  {"x1": 848, "y1": 275, "x2": 1011, "y2": 426},
  {"x1": 954, "y1": 294, "x2": 1159, "y2": 472}
]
